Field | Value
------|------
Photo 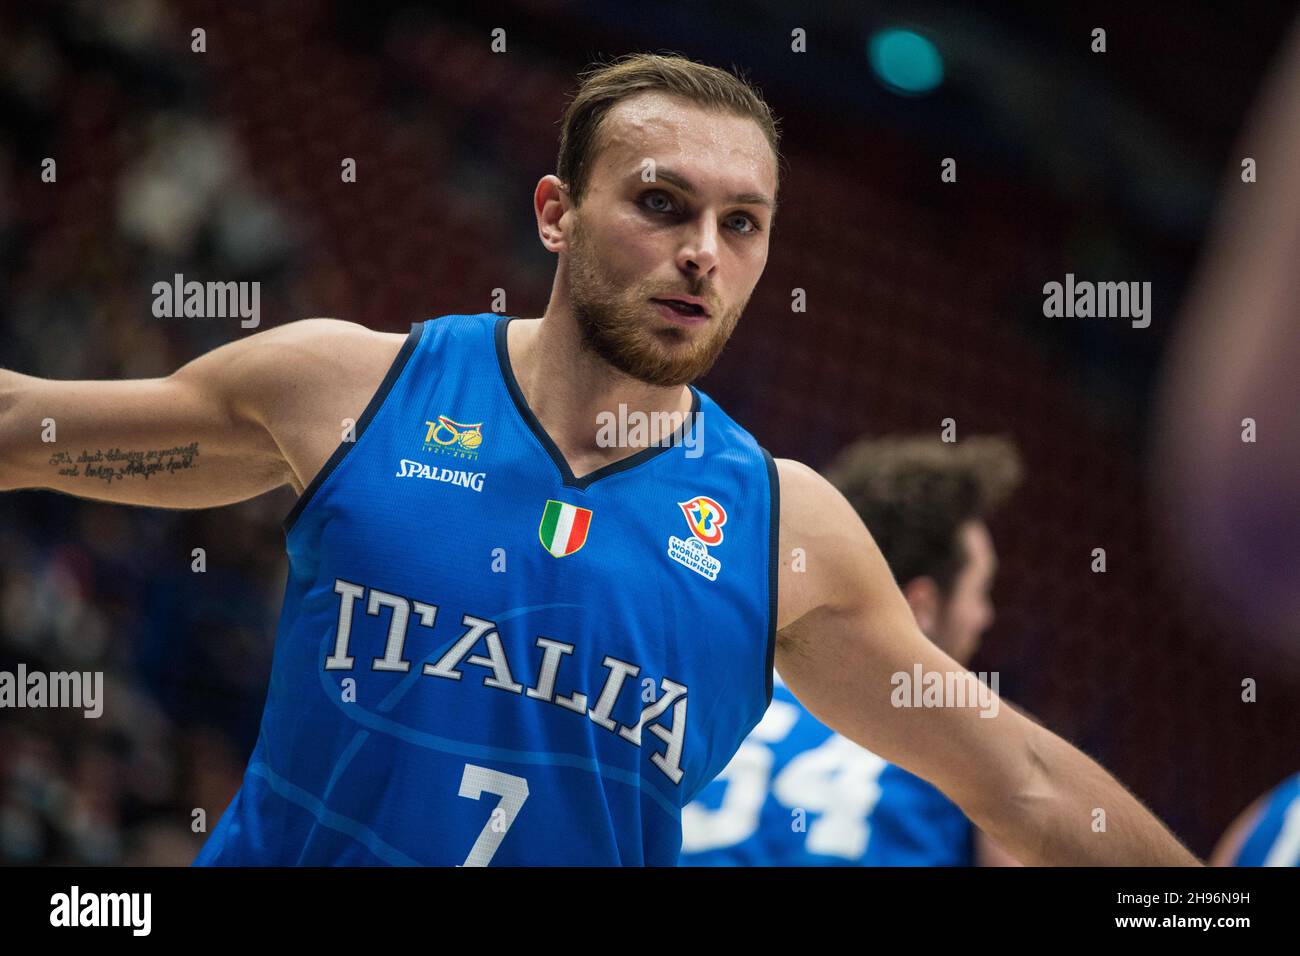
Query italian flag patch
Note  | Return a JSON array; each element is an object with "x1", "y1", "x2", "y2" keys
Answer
[{"x1": 539, "y1": 500, "x2": 593, "y2": 557}]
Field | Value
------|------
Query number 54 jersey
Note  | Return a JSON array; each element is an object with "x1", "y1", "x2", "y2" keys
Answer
[
  {"x1": 679, "y1": 678, "x2": 974, "y2": 866},
  {"x1": 193, "y1": 313, "x2": 779, "y2": 866}
]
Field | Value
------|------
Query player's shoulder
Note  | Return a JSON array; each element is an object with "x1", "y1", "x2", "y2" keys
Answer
[
  {"x1": 772, "y1": 457, "x2": 849, "y2": 528},
  {"x1": 248, "y1": 317, "x2": 405, "y2": 367},
  {"x1": 293, "y1": 316, "x2": 406, "y2": 351},
  {"x1": 772, "y1": 456, "x2": 822, "y2": 487},
  {"x1": 299, "y1": 316, "x2": 430, "y2": 378},
  {"x1": 229, "y1": 318, "x2": 408, "y2": 418},
  {"x1": 279, "y1": 311, "x2": 495, "y2": 379}
]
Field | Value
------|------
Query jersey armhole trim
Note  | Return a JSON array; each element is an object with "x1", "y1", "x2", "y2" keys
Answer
[
  {"x1": 281, "y1": 320, "x2": 426, "y2": 536},
  {"x1": 761, "y1": 447, "x2": 780, "y2": 708}
]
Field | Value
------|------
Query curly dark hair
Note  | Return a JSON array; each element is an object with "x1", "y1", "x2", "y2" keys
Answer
[{"x1": 824, "y1": 434, "x2": 1024, "y2": 594}]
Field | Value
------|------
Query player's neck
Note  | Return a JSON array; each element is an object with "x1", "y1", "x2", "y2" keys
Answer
[{"x1": 506, "y1": 313, "x2": 694, "y2": 469}]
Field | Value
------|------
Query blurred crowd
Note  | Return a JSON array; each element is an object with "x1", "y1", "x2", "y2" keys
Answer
[{"x1": 1, "y1": 1, "x2": 327, "y2": 865}]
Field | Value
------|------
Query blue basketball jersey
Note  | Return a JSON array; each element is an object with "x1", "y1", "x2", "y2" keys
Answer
[
  {"x1": 194, "y1": 313, "x2": 778, "y2": 866},
  {"x1": 679, "y1": 677, "x2": 973, "y2": 866},
  {"x1": 1233, "y1": 773, "x2": 1300, "y2": 867}
]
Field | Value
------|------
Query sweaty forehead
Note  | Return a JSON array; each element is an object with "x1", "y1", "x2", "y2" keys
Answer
[{"x1": 592, "y1": 91, "x2": 775, "y2": 191}]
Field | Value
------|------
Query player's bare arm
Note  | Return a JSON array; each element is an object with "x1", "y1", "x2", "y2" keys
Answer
[
  {"x1": 772, "y1": 457, "x2": 1201, "y2": 866},
  {"x1": 0, "y1": 318, "x2": 404, "y2": 507},
  {"x1": 975, "y1": 831, "x2": 1024, "y2": 867}
]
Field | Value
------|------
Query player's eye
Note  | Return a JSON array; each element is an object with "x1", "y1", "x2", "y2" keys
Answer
[
  {"x1": 639, "y1": 190, "x2": 676, "y2": 214},
  {"x1": 639, "y1": 191, "x2": 759, "y2": 235}
]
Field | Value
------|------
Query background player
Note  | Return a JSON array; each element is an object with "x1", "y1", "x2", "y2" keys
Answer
[
  {"x1": 1210, "y1": 773, "x2": 1300, "y2": 867},
  {"x1": 681, "y1": 434, "x2": 1023, "y2": 865}
]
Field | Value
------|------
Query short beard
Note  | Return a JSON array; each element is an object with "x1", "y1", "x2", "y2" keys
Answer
[{"x1": 566, "y1": 216, "x2": 741, "y2": 388}]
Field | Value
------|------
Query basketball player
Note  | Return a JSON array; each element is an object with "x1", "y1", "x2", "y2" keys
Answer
[
  {"x1": 1210, "y1": 774, "x2": 1300, "y2": 867},
  {"x1": 680, "y1": 435, "x2": 1025, "y2": 866},
  {"x1": 0, "y1": 54, "x2": 1199, "y2": 866}
]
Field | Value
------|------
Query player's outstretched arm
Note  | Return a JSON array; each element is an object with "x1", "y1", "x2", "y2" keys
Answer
[
  {"x1": 0, "y1": 318, "x2": 365, "y2": 509},
  {"x1": 771, "y1": 458, "x2": 1201, "y2": 866}
]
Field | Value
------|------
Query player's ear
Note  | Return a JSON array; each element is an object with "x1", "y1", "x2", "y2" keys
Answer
[
  {"x1": 900, "y1": 576, "x2": 940, "y2": 636},
  {"x1": 535, "y1": 175, "x2": 570, "y2": 253}
]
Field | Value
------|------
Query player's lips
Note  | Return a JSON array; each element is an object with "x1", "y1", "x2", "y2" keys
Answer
[{"x1": 650, "y1": 297, "x2": 711, "y2": 323}]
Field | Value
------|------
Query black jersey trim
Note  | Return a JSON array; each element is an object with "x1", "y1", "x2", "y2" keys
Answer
[
  {"x1": 761, "y1": 446, "x2": 780, "y2": 707},
  {"x1": 494, "y1": 315, "x2": 701, "y2": 491},
  {"x1": 281, "y1": 321, "x2": 426, "y2": 536}
]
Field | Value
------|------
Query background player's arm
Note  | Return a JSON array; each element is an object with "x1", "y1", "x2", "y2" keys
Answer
[
  {"x1": 772, "y1": 458, "x2": 1201, "y2": 866},
  {"x1": 1208, "y1": 796, "x2": 1267, "y2": 866},
  {"x1": 0, "y1": 318, "x2": 366, "y2": 508}
]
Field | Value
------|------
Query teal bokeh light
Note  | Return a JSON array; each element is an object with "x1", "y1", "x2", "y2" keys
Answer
[{"x1": 868, "y1": 29, "x2": 944, "y2": 95}]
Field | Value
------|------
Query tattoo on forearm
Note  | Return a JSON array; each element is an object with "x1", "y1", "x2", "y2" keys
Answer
[{"x1": 48, "y1": 443, "x2": 200, "y2": 484}]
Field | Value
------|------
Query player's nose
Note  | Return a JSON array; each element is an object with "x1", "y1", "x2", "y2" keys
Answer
[{"x1": 678, "y1": 219, "x2": 719, "y2": 277}]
